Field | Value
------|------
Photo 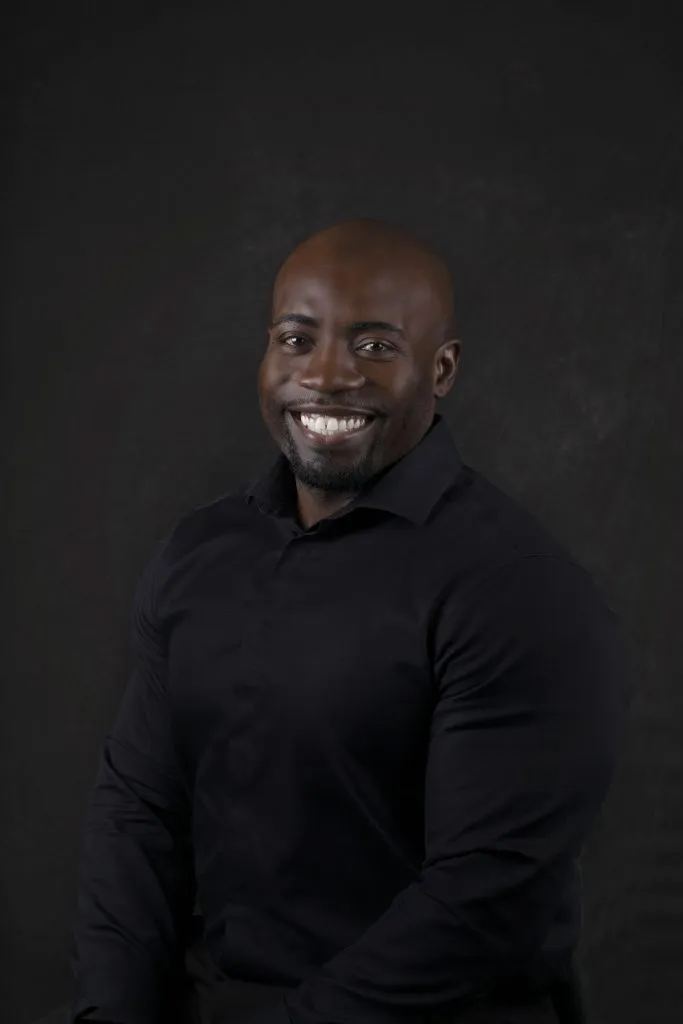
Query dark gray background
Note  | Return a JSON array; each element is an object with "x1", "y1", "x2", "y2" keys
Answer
[{"x1": 3, "y1": 3, "x2": 682, "y2": 1023}]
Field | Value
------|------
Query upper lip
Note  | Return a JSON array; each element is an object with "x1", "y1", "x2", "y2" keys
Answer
[{"x1": 287, "y1": 405, "x2": 377, "y2": 418}]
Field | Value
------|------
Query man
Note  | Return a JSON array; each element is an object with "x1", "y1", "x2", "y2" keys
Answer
[{"x1": 69, "y1": 219, "x2": 626, "y2": 1024}]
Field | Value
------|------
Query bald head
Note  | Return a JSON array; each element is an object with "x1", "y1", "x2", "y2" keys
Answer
[{"x1": 275, "y1": 219, "x2": 456, "y2": 344}]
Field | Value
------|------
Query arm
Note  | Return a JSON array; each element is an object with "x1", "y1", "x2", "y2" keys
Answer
[
  {"x1": 271, "y1": 554, "x2": 628, "y2": 1024},
  {"x1": 69, "y1": 539, "x2": 195, "y2": 1024}
]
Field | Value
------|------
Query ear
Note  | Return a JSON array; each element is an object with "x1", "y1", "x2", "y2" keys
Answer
[{"x1": 434, "y1": 340, "x2": 460, "y2": 398}]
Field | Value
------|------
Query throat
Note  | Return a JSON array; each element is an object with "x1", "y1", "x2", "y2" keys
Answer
[{"x1": 296, "y1": 482, "x2": 357, "y2": 529}]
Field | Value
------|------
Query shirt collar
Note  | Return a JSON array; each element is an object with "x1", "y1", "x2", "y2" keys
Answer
[{"x1": 245, "y1": 413, "x2": 464, "y2": 526}]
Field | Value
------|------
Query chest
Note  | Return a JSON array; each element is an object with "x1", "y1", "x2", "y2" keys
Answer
[{"x1": 165, "y1": 526, "x2": 440, "y2": 773}]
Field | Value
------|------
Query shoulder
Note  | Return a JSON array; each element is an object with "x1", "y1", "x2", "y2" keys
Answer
[
  {"x1": 432, "y1": 463, "x2": 594, "y2": 590},
  {"x1": 425, "y1": 464, "x2": 625, "y2": 655},
  {"x1": 431, "y1": 474, "x2": 627, "y2": 699},
  {"x1": 146, "y1": 486, "x2": 255, "y2": 578}
]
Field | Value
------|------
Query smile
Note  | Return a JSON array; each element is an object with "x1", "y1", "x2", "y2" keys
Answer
[{"x1": 287, "y1": 410, "x2": 376, "y2": 445}]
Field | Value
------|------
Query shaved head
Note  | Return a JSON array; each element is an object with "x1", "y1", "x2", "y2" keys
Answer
[
  {"x1": 274, "y1": 219, "x2": 456, "y2": 344},
  {"x1": 258, "y1": 218, "x2": 461, "y2": 524}
]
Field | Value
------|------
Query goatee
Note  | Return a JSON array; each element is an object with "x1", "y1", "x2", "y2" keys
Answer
[{"x1": 282, "y1": 432, "x2": 378, "y2": 494}]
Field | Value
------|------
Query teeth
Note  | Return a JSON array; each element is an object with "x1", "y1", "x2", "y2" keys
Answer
[{"x1": 299, "y1": 413, "x2": 368, "y2": 435}]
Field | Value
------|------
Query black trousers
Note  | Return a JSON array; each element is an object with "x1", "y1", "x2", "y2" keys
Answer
[{"x1": 183, "y1": 942, "x2": 569, "y2": 1024}]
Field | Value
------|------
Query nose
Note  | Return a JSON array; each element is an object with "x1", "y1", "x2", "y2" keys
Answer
[{"x1": 297, "y1": 337, "x2": 365, "y2": 393}]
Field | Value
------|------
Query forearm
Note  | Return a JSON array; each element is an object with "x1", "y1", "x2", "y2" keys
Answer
[{"x1": 70, "y1": 737, "x2": 195, "y2": 1024}]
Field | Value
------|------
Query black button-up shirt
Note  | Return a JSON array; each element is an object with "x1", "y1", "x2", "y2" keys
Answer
[{"x1": 70, "y1": 414, "x2": 626, "y2": 1024}]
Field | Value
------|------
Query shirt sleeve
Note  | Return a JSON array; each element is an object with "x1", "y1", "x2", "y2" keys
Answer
[
  {"x1": 268, "y1": 554, "x2": 628, "y2": 1024},
  {"x1": 69, "y1": 538, "x2": 195, "y2": 1024}
]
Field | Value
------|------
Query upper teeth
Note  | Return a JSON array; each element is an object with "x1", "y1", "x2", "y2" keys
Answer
[{"x1": 299, "y1": 413, "x2": 368, "y2": 434}]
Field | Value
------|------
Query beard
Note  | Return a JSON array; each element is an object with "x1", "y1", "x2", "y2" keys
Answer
[{"x1": 280, "y1": 421, "x2": 383, "y2": 493}]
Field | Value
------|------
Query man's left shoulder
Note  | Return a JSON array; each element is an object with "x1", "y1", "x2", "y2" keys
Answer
[{"x1": 432, "y1": 465, "x2": 587, "y2": 586}]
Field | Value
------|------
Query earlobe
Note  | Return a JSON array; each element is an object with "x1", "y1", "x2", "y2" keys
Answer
[
  {"x1": 434, "y1": 342, "x2": 459, "y2": 397},
  {"x1": 434, "y1": 366, "x2": 448, "y2": 397}
]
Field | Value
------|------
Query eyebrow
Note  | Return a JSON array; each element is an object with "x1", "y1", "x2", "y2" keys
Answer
[{"x1": 270, "y1": 314, "x2": 404, "y2": 336}]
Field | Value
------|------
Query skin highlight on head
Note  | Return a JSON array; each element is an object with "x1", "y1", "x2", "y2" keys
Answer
[{"x1": 258, "y1": 219, "x2": 461, "y2": 528}]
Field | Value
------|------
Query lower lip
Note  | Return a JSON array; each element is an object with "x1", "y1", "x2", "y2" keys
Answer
[{"x1": 287, "y1": 410, "x2": 376, "y2": 446}]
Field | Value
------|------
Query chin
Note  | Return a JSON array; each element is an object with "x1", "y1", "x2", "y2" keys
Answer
[{"x1": 287, "y1": 446, "x2": 376, "y2": 494}]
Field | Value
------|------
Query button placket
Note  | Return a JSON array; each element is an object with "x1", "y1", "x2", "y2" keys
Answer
[
  {"x1": 226, "y1": 534, "x2": 313, "y2": 794},
  {"x1": 225, "y1": 533, "x2": 319, "y2": 893}
]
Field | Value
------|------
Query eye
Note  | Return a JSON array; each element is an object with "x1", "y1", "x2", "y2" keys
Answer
[
  {"x1": 357, "y1": 339, "x2": 394, "y2": 355},
  {"x1": 278, "y1": 334, "x2": 308, "y2": 348}
]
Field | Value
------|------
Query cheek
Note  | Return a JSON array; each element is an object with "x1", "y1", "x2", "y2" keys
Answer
[
  {"x1": 258, "y1": 356, "x2": 284, "y2": 398},
  {"x1": 385, "y1": 371, "x2": 435, "y2": 432},
  {"x1": 380, "y1": 363, "x2": 429, "y2": 403},
  {"x1": 367, "y1": 361, "x2": 415, "y2": 394}
]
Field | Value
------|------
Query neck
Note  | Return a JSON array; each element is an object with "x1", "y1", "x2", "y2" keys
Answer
[{"x1": 296, "y1": 481, "x2": 357, "y2": 529}]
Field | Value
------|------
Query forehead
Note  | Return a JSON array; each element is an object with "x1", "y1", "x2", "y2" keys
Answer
[{"x1": 272, "y1": 262, "x2": 438, "y2": 328}]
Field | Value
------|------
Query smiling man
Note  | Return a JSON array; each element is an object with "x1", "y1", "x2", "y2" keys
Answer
[
  {"x1": 259, "y1": 221, "x2": 459, "y2": 527},
  {"x1": 69, "y1": 220, "x2": 626, "y2": 1024}
]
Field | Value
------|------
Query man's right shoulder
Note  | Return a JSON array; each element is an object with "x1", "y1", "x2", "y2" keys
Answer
[{"x1": 155, "y1": 486, "x2": 256, "y2": 566}]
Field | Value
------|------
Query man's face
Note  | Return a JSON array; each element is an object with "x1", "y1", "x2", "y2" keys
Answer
[{"x1": 258, "y1": 249, "x2": 456, "y2": 494}]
